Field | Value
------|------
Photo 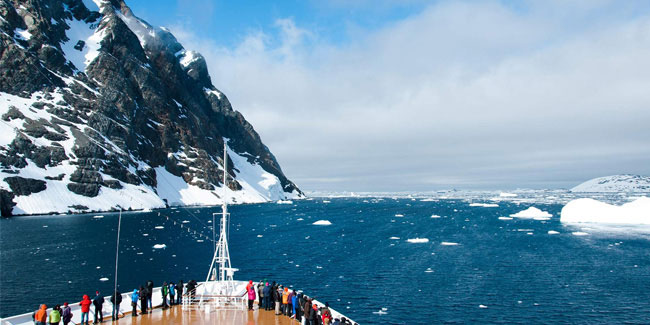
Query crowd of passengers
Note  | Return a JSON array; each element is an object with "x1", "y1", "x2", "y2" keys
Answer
[
  {"x1": 246, "y1": 280, "x2": 357, "y2": 325},
  {"x1": 31, "y1": 279, "x2": 356, "y2": 325}
]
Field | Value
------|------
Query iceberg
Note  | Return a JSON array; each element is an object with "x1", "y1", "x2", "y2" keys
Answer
[
  {"x1": 312, "y1": 220, "x2": 332, "y2": 225},
  {"x1": 560, "y1": 197, "x2": 650, "y2": 224},
  {"x1": 510, "y1": 207, "x2": 552, "y2": 220}
]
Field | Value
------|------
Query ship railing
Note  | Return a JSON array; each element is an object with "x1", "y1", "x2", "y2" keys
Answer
[{"x1": 181, "y1": 283, "x2": 247, "y2": 311}]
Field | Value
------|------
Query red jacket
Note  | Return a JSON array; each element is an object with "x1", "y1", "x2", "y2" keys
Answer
[{"x1": 80, "y1": 295, "x2": 92, "y2": 313}]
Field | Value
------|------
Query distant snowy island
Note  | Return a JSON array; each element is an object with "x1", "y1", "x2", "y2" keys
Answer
[{"x1": 571, "y1": 175, "x2": 650, "y2": 193}]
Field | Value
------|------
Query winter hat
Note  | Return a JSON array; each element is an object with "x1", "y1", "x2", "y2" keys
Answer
[{"x1": 64, "y1": 302, "x2": 68, "y2": 306}]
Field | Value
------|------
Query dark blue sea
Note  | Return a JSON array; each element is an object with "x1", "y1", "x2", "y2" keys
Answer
[{"x1": 2, "y1": 197, "x2": 650, "y2": 323}]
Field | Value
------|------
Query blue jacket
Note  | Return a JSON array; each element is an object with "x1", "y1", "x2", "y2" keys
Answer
[
  {"x1": 131, "y1": 290, "x2": 139, "y2": 303},
  {"x1": 169, "y1": 284, "x2": 176, "y2": 295},
  {"x1": 263, "y1": 285, "x2": 271, "y2": 297}
]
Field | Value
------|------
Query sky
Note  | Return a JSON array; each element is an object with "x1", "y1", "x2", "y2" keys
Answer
[{"x1": 126, "y1": 0, "x2": 650, "y2": 192}]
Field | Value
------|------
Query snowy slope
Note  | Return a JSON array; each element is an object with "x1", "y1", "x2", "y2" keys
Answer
[{"x1": 571, "y1": 175, "x2": 650, "y2": 193}]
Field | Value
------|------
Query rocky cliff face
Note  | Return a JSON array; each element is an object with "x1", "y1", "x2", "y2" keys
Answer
[{"x1": 0, "y1": 0, "x2": 302, "y2": 216}]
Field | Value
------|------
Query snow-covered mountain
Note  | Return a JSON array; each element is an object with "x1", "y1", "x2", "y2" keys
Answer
[
  {"x1": 0, "y1": 0, "x2": 302, "y2": 216},
  {"x1": 570, "y1": 175, "x2": 650, "y2": 193}
]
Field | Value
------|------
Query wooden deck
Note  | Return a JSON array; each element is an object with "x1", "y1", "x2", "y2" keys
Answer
[{"x1": 113, "y1": 304, "x2": 298, "y2": 325}]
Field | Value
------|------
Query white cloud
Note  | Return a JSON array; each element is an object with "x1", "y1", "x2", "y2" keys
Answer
[{"x1": 170, "y1": 0, "x2": 650, "y2": 191}]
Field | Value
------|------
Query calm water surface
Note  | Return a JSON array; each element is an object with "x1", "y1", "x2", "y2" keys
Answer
[{"x1": 2, "y1": 198, "x2": 650, "y2": 323}]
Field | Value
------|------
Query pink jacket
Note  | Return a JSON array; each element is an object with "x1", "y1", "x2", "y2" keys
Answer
[{"x1": 247, "y1": 287, "x2": 256, "y2": 300}]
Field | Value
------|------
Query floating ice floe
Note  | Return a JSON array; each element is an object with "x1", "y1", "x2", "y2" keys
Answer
[
  {"x1": 498, "y1": 216, "x2": 513, "y2": 220},
  {"x1": 182, "y1": 220, "x2": 190, "y2": 223},
  {"x1": 479, "y1": 305, "x2": 488, "y2": 309},
  {"x1": 322, "y1": 200, "x2": 331, "y2": 203},
  {"x1": 560, "y1": 197, "x2": 650, "y2": 224},
  {"x1": 143, "y1": 233, "x2": 149, "y2": 236},
  {"x1": 425, "y1": 268, "x2": 434, "y2": 273},
  {"x1": 572, "y1": 232, "x2": 589, "y2": 236},
  {"x1": 277, "y1": 200, "x2": 293, "y2": 204},
  {"x1": 441, "y1": 242, "x2": 459, "y2": 246},
  {"x1": 470, "y1": 203, "x2": 499, "y2": 208},
  {"x1": 431, "y1": 214, "x2": 442, "y2": 218},
  {"x1": 389, "y1": 237, "x2": 400, "y2": 240},
  {"x1": 196, "y1": 240, "x2": 204, "y2": 243},
  {"x1": 99, "y1": 278, "x2": 109, "y2": 282},
  {"x1": 510, "y1": 207, "x2": 552, "y2": 220},
  {"x1": 500, "y1": 192, "x2": 517, "y2": 198},
  {"x1": 296, "y1": 218, "x2": 304, "y2": 221},
  {"x1": 257, "y1": 235, "x2": 263, "y2": 238},
  {"x1": 93, "y1": 215, "x2": 104, "y2": 219},
  {"x1": 421, "y1": 198, "x2": 437, "y2": 202},
  {"x1": 312, "y1": 220, "x2": 332, "y2": 226},
  {"x1": 548, "y1": 230, "x2": 560, "y2": 235},
  {"x1": 155, "y1": 226, "x2": 164, "y2": 229},
  {"x1": 395, "y1": 214, "x2": 404, "y2": 217},
  {"x1": 372, "y1": 310, "x2": 388, "y2": 315},
  {"x1": 406, "y1": 238, "x2": 429, "y2": 243},
  {"x1": 152, "y1": 244, "x2": 167, "y2": 249}
]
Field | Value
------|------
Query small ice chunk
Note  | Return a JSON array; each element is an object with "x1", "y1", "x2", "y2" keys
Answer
[
  {"x1": 431, "y1": 214, "x2": 441, "y2": 218},
  {"x1": 182, "y1": 220, "x2": 190, "y2": 223},
  {"x1": 257, "y1": 234, "x2": 263, "y2": 238},
  {"x1": 313, "y1": 220, "x2": 332, "y2": 225},
  {"x1": 424, "y1": 268, "x2": 434, "y2": 273},
  {"x1": 479, "y1": 305, "x2": 488, "y2": 309},
  {"x1": 498, "y1": 216, "x2": 513, "y2": 220},
  {"x1": 322, "y1": 200, "x2": 331, "y2": 203},
  {"x1": 93, "y1": 215, "x2": 104, "y2": 219},
  {"x1": 572, "y1": 232, "x2": 589, "y2": 236},
  {"x1": 389, "y1": 237, "x2": 400, "y2": 240},
  {"x1": 441, "y1": 242, "x2": 459, "y2": 246},
  {"x1": 469, "y1": 203, "x2": 499, "y2": 208},
  {"x1": 548, "y1": 230, "x2": 560, "y2": 235},
  {"x1": 99, "y1": 277, "x2": 109, "y2": 282},
  {"x1": 297, "y1": 218, "x2": 304, "y2": 221},
  {"x1": 395, "y1": 214, "x2": 404, "y2": 217},
  {"x1": 155, "y1": 226, "x2": 164, "y2": 229},
  {"x1": 406, "y1": 238, "x2": 429, "y2": 243},
  {"x1": 143, "y1": 233, "x2": 149, "y2": 236},
  {"x1": 152, "y1": 244, "x2": 167, "y2": 249},
  {"x1": 372, "y1": 310, "x2": 388, "y2": 315},
  {"x1": 277, "y1": 200, "x2": 293, "y2": 204},
  {"x1": 500, "y1": 192, "x2": 517, "y2": 197}
]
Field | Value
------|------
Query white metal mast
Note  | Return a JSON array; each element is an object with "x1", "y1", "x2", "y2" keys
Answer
[{"x1": 205, "y1": 142, "x2": 237, "y2": 289}]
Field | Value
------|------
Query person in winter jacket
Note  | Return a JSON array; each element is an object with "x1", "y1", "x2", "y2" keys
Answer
[
  {"x1": 131, "y1": 289, "x2": 139, "y2": 316},
  {"x1": 79, "y1": 295, "x2": 92, "y2": 325},
  {"x1": 247, "y1": 285, "x2": 256, "y2": 310},
  {"x1": 303, "y1": 298, "x2": 312, "y2": 325},
  {"x1": 161, "y1": 281, "x2": 169, "y2": 308},
  {"x1": 49, "y1": 304, "x2": 61, "y2": 325},
  {"x1": 146, "y1": 280, "x2": 154, "y2": 310},
  {"x1": 186, "y1": 280, "x2": 197, "y2": 301},
  {"x1": 176, "y1": 280, "x2": 184, "y2": 305},
  {"x1": 92, "y1": 291, "x2": 104, "y2": 323},
  {"x1": 110, "y1": 289, "x2": 122, "y2": 320},
  {"x1": 33, "y1": 304, "x2": 47, "y2": 325},
  {"x1": 61, "y1": 302, "x2": 72, "y2": 325},
  {"x1": 282, "y1": 287, "x2": 289, "y2": 315},
  {"x1": 262, "y1": 283, "x2": 271, "y2": 310},
  {"x1": 257, "y1": 281, "x2": 264, "y2": 309},
  {"x1": 169, "y1": 282, "x2": 176, "y2": 306},
  {"x1": 287, "y1": 289, "x2": 295, "y2": 317},
  {"x1": 274, "y1": 285, "x2": 281, "y2": 315},
  {"x1": 321, "y1": 303, "x2": 333, "y2": 325},
  {"x1": 311, "y1": 304, "x2": 320, "y2": 325},
  {"x1": 291, "y1": 291, "x2": 298, "y2": 319},
  {"x1": 139, "y1": 286, "x2": 148, "y2": 314},
  {"x1": 246, "y1": 280, "x2": 253, "y2": 292}
]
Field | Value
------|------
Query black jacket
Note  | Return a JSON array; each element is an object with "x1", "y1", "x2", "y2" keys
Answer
[{"x1": 110, "y1": 291, "x2": 122, "y2": 305}]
